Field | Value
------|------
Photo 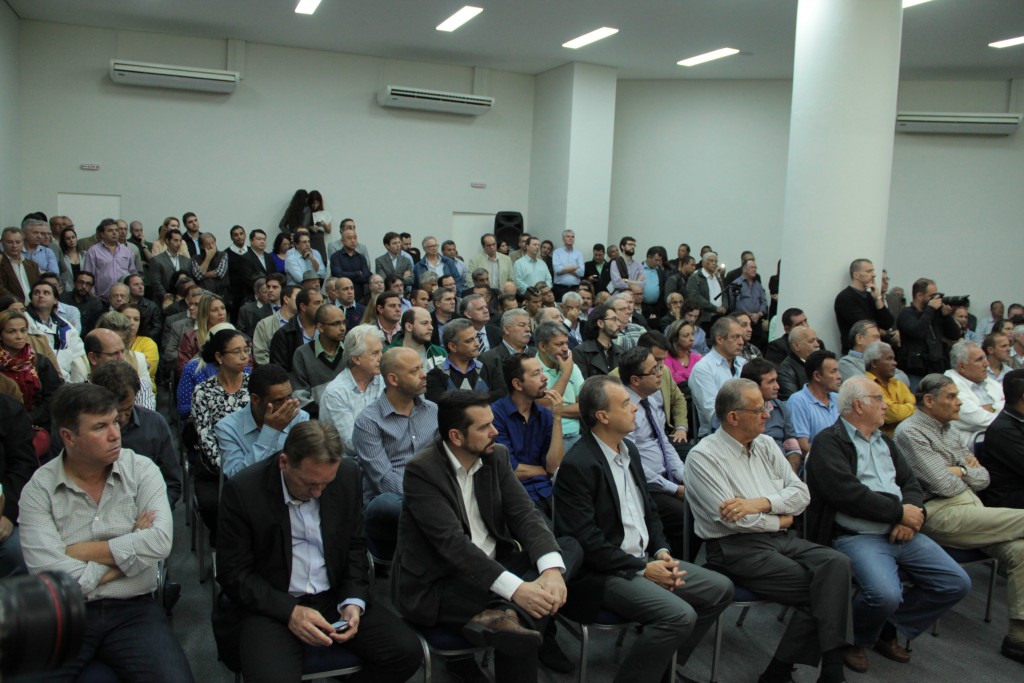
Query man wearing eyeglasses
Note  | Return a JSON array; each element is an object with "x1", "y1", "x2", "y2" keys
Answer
[
  {"x1": 616, "y1": 347, "x2": 690, "y2": 562},
  {"x1": 685, "y1": 378, "x2": 854, "y2": 683},
  {"x1": 70, "y1": 328, "x2": 156, "y2": 410}
]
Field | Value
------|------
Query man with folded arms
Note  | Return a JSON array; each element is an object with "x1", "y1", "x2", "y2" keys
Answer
[
  {"x1": 807, "y1": 377, "x2": 970, "y2": 673},
  {"x1": 894, "y1": 373, "x2": 1024, "y2": 664},
  {"x1": 394, "y1": 390, "x2": 580, "y2": 683},
  {"x1": 554, "y1": 375, "x2": 733, "y2": 683},
  {"x1": 686, "y1": 378, "x2": 853, "y2": 683}
]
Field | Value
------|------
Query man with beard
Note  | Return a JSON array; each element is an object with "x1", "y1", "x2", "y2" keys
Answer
[
  {"x1": 392, "y1": 306, "x2": 447, "y2": 371},
  {"x1": 609, "y1": 236, "x2": 644, "y2": 295}
]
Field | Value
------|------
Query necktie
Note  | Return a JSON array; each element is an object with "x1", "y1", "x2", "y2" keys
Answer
[
  {"x1": 477, "y1": 331, "x2": 487, "y2": 351},
  {"x1": 640, "y1": 397, "x2": 674, "y2": 478}
]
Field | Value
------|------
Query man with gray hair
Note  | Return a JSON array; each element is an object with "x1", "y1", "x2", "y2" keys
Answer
[
  {"x1": 561, "y1": 291, "x2": 585, "y2": 348},
  {"x1": 686, "y1": 378, "x2": 853, "y2": 683},
  {"x1": 777, "y1": 326, "x2": 821, "y2": 400},
  {"x1": 552, "y1": 229, "x2": 585, "y2": 301},
  {"x1": 1010, "y1": 324, "x2": 1024, "y2": 369},
  {"x1": 426, "y1": 318, "x2": 489, "y2": 402},
  {"x1": 460, "y1": 293, "x2": 497, "y2": 353},
  {"x1": 894, "y1": 372, "x2": 1024, "y2": 664},
  {"x1": 863, "y1": 341, "x2": 915, "y2": 436},
  {"x1": 807, "y1": 377, "x2": 970, "y2": 673},
  {"x1": 945, "y1": 339, "x2": 1005, "y2": 446},
  {"x1": 838, "y1": 320, "x2": 881, "y2": 382},
  {"x1": 685, "y1": 250, "x2": 726, "y2": 329},
  {"x1": 21, "y1": 217, "x2": 59, "y2": 275},
  {"x1": 689, "y1": 316, "x2": 747, "y2": 437},
  {"x1": 480, "y1": 308, "x2": 536, "y2": 396},
  {"x1": 319, "y1": 324, "x2": 386, "y2": 456}
]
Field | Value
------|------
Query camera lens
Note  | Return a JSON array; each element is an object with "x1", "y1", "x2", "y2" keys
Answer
[{"x1": 0, "y1": 572, "x2": 87, "y2": 677}]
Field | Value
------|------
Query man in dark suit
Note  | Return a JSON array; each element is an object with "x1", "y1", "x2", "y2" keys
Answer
[
  {"x1": 479, "y1": 308, "x2": 535, "y2": 397},
  {"x1": 0, "y1": 227, "x2": 40, "y2": 301},
  {"x1": 269, "y1": 287, "x2": 323, "y2": 372},
  {"x1": 393, "y1": 390, "x2": 581, "y2": 683},
  {"x1": 553, "y1": 375, "x2": 733, "y2": 683},
  {"x1": 583, "y1": 243, "x2": 611, "y2": 294},
  {"x1": 217, "y1": 420, "x2": 421, "y2": 683},
  {"x1": 375, "y1": 231, "x2": 415, "y2": 291},
  {"x1": 148, "y1": 229, "x2": 194, "y2": 303}
]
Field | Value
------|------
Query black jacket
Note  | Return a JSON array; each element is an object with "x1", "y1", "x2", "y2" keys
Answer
[
  {"x1": 268, "y1": 317, "x2": 305, "y2": 372},
  {"x1": 896, "y1": 305, "x2": 960, "y2": 376},
  {"x1": 977, "y1": 407, "x2": 1024, "y2": 508},
  {"x1": 833, "y1": 286, "x2": 894, "y2": 354},
  {"x1": 478, "y1": 344, "x2": 536, "y2": 398},
  {"x1": 805, "y1": 419, "x2": 925, "y2": 546},
  {"x1": 584, "y1": 260, "x2": 611, "y2": 294},
  {"x1": 0, "y1": 395, "x2": 38, "y2": 524},
  {"x1": 776, "y1": 353, "x2": 808, "y2": 401},
  {"x1": 572, "y1": 339, "x2": 622, "y2": 380},
  {"x1": 393, "y1": 440, "x2": 560, "y2": 626},
  {"x1": 553, "y1": 433, "x2": 670, "y2": 622},
  {"x1": 217, "y1": 456, "x2": 369, "y2": 623}
]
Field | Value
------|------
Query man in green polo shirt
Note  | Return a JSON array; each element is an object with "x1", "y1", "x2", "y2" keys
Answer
[{"x1": 535, "y1": 321, "x2": 584, "y2": 452}]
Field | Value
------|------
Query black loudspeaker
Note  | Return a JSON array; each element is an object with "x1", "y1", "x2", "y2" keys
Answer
[{"x1": 494, "y1": 211, "x2": 524, "y2": 249}]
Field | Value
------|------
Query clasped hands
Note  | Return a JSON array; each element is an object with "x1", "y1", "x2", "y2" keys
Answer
[{"x1": 511, "y1": 568, "x2": 567, "y2": 620}]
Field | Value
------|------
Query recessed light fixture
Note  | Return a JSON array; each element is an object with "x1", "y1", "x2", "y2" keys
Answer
[
  {"x1": 902, "y1": 0, "x2": 934, "y2": 7},
  {"x1": 990, "y1": 35, "x2": 1024, "y2": 49},
  {"x1": 562, "y1": 27, "x2": 619, "y2": 49},
  {"x1": 437, "y1": 6, "x2": 484, "y2": 32},
  {"x1": 295, "y1": 0, "x2": 322, "y2": 15},
  {"x1": 677, "y1": 48, "x2": 739, "y2": 67}
]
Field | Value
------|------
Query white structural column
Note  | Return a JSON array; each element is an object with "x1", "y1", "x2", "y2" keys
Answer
[
  {"x1": 528, "y1": 62, "x2": 617, "y2": 251},
  {"x1": 777, "y1": 0, "x2": 904, "y2": 351}
]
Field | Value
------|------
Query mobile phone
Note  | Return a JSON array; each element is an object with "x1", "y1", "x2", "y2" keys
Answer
[{"x1": 330, "y1": 620, "x2": 350, "y2": 633}]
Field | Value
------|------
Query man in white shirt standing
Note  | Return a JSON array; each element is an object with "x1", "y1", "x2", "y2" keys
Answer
[{"x1": 551, "y1": 229, "x2": 585, "y2": 302}]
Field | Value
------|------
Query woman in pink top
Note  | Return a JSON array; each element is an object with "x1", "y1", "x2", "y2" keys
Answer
[{"x1": 664, "y1": 319, "x2": 702, "y2": 385}]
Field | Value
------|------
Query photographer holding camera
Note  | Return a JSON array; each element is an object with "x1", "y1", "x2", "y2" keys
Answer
[{"x1": 896, "y1": 278, "x2": 962, "y2": 391}]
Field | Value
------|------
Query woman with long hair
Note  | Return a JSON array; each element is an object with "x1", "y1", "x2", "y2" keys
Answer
[
  {"x1": 150, "y1": 216, "x2": 181, "y2": 257},
  {"x1": 271, "y1": 233, "x2": 292, "y2": 274},
  {"x1": 360, "y1": 293, "x2": 380, "y2": 326},
  {"x1": 123, "y1": 302, "x2": 158, "y2": 384},
  {"x1": 664, "y1": 318, "x2": 703, "y2": 386},
  {"x1": 58, "y1": 227, "x2": 82, "y2": 293},
  {"x1": 0, "y1": 310, "x2": 63, "y2": 430},
  {"x1": 307, "y1": 189, "x2": 332, "y2": 264},
  {"x1": 177, "y1": 293, "x2": 227, "y2": 376},
  {"x1": 188, "y1": 327, "x2": 251, "y2": 544},
  {"x1": 279, "y1": 189, "x2": 310, "y2": 234}
]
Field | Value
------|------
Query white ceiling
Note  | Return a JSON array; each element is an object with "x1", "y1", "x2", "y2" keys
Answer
[{"x1": 8, "y1": 0, "x2": 1024, "y2": 80}]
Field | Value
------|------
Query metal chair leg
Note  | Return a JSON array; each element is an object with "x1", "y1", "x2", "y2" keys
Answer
[
  {"x1": 711, "y1": 613, "x2": 723, "y2": 683},
  {"x1": 577, "y1": 624, "x2": 589, "y2": 683},
  {"x1": 985, "y1": 560, "x2": 998, "y2": 622},
  {"x1": 736, "y1": 606, "x2": 751, "y2": 627}
]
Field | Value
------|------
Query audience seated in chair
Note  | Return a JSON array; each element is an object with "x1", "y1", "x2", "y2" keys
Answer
[
  {"x1": 979, "y1": 369, "x2": 1024, "y2": 509},
  {"x1": 319, "y1": 324, "x2": 385, "y2": 458}
]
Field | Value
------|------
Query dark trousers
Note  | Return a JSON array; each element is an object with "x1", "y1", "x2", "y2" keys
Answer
[
  {"x1": 21, "y1": 596, "x2": 194, "y2": 683},
  {"x1": 706, "y1": 531, "x2": 853, "y2": 666},
  {"x1": 650, "y1": 491, "x2": 701, "y2": 563},
  {"x1": 239, "y1": 591, "x2": 421, "y2": 683},
  {"x1": 552, "y1": 284, "x2": 577, "y2": 302},
  {"x1": 194, "y1": 474, "x2": 220, "y2": 547},
  {"x1": 434, "y1": 537, "x2": 582, "y2": 683}
]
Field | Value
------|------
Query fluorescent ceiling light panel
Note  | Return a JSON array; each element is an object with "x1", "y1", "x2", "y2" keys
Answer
[
  {"x1": 677, "y1": 48, "x2": 739, "y2": 67},
  {"x1": 990, "y1": 35, "x2": 1024, "y2": 48},
  {"x1": 902, "y1": 0, "x2": 934, "y2": 7},
  {"x1": 295, "y1": 0, "x2": 322, "y2": 15},
  {"x1": 563, "y1": 27, "x2": 619, "y2": 49},
  {"x1": 437, "y1": 6, "x2": 483, "y2": 32}
]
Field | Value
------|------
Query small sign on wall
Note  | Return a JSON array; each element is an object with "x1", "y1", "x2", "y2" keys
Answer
[{"x1": 80, "y1": 164, "x2": 100, "y2": 171}]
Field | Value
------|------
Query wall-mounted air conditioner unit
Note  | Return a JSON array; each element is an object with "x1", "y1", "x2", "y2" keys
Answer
[
  {"x1": 109, "y1": 59, "x2": 239, "y2": 94},
  {"x1": 895, "y1": 112, "x2": 1022, "y2": 135},
  {"x1": 377, "y1": 85, "x2": 494, "y2": 116}
]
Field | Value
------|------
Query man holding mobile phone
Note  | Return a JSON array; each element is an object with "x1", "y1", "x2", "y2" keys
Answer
[{"x1": 217, "y1": 420, "x2": 421, "y2": 683}]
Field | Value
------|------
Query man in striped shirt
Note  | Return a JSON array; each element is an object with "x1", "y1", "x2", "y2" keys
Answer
[{"x1": 684, "y1": 378, "x2": 853, "y2": 683}]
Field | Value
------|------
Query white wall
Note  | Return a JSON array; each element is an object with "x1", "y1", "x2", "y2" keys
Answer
[
  {"x1": 17, "y1": 21, "x2": 536, "y2": 256},
  {"x1": 0, "y1": 3, "x2": 20, "y2": 227},
  {"x1": 610, "y1": 77, "x2": 1024, "y2": 333}
]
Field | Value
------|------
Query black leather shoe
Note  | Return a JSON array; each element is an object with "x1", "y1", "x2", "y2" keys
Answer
[
  {"x1": 1001, "y1": 636, "x2": 1024, "y2": 664},
  {"x1": 446, "y1": 655, "x2": 489, "y2": 683},
  {"x1": 538, "y1": 634, "x2": 574, "y2": 673},
  {"x1": 463, "y1": 608, "x2": 542, "y2": 655}
]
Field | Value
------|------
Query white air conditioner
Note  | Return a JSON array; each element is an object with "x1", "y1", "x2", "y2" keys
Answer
[
  {"x1": 377, "y1": 85, "x2": 493, "y2": 116},
  {"x1": 895, "y1": 112, "x2": 1022, "y2": 135},
  {"x1": 109, "y1": 59, "x2": 239, "y2": 94}
]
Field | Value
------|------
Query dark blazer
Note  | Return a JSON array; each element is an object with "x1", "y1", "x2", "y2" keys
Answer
[
  {"x1": 59, "y1": 292, "x2": 104, "y2": 334},
  {"x1": 479, "y1": 343, "x2": 536, "y2": 397},
  {"x1": 805, "y1": 419, "x2": 924, "y2": 547},
  {"x1": 268, "y1": 317, "x2": 305, "y2": 372},
  {"x1": 552, "y1": 432, "x2": 670, "y2": 622},
  {"x1": 484, "y1": 323, "x2": 504, "y2": 351},
  {"x1": 833, "y1": 286, "x2": 894, "y2": 354},
  {"x1": 392, "y1": 439, "x2": 560, "y2": 627},
  {"x1": 896, "y1": 306, "x2": 960, "y2": 376},
  {"x1": 978, "y1": 408, "x2": 1024, "y2": 508},
  {"x1": 237, "y1": 301, "x2": 273, "y2": 338},
  {"x1": 685, "y1": 270, "x2": 725, "y2": 324},
  {"x1": 340, "y1": 303, "x2": 366, "y2": 330},
  {"x1": 217, "y1": 456, "x2": 368, "y2": 623},
  {"x1": 572, "y1": 340, "x2": 622, "y2": 379},
  {"x1": 583, "y1": 260, "x2": 611, "y2": 294},
  {"x1": 149, "y1": 251, "x2": 194, "y2": 302},
  {"x1": 0, "y1": 255, "x2": 40, "y2": 301},
  {"x1": 0, "y1": 395, "x2": 39, "y2": 523}
]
